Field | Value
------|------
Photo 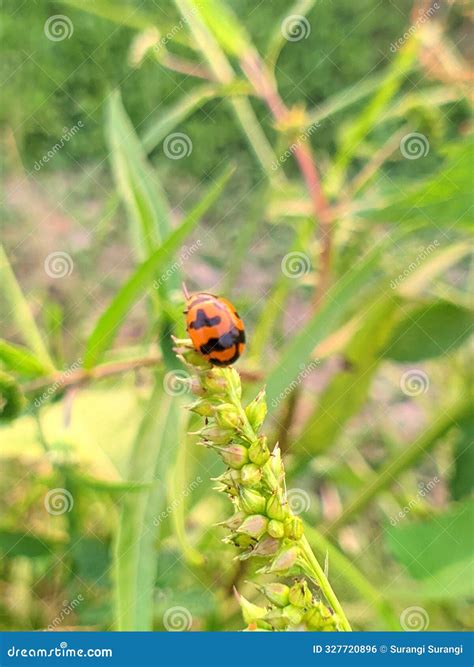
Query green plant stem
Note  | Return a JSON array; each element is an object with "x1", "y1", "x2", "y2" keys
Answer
[{"x1": 299, "y1": 536, "x2": 352, "y2": 631}]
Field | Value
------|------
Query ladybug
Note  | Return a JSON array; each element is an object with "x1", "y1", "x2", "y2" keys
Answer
[{"x1": 184, "y1": 285, "x2": 245, "y2": 366}]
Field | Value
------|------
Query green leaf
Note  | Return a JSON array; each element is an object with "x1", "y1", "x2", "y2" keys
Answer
[
  {"x1": 450, "y1": 413, "x2": 474, "y2": 501},
  {"x1": 384, "y1": 300, "x2": 473, "y2": 362},
  {"x1": 106, "y1": 90, "x2": 172, "y2": 260},
  {"x1": 114, "y1": 386, "x2": 186, "y2": 630},
  {"x1": 0, "y1": 245, "x2": 55, "y2": 372},
  {"x1": 386, "y1": 499, "x2": 474, "y2": 590},
  {"x1": 0, "y1": 339, "x2": 50, "y2": 377},
  {"x1": 83, "y1": 166, "x2": 233, "y2": 369},
  {"x1": 58, "y1": 0, "x2": 160, "y2": 31},
  {"x1": 186, "y1": 0, "x2": 251, "y2": 57}
]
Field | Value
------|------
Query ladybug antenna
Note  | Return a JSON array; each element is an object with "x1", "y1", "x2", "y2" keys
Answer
[{"x1": 182, "y1": 281, "x2": 190, "y2": 301}]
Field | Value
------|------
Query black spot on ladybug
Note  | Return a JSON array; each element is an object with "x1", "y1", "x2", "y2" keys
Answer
[{"x1": 189, "y1": 308, "x2": 222, "y2": 330}]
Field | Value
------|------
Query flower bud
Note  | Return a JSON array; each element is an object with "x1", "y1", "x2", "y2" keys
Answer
[
  {"x1": 201, "y1": 369, "x2": 228, "y2": 394},
  {"x1": 259, "y1": 583, "x2": 290, "y2": 608},
  {"x1": 188, "y1": 399, "x2": 213, "y2": 416},
  {"x1": 226, "y1": 532, "x2": 255, "y2": 549},
  {"x1": 234, "y1": 589, "x2": 266, "y2": 625},
  {"x1": 289, "y1": 580, "x2": 312, "y2": 608},
  {"x1": 263, "y1": 610, "x2": 289, "y2": 630},
  {"x1": 268, "y1": 443, "x2": 284, "y2": 481},
  {"x1": 282, "y1": 604, "x2": 304, "y2": 626},
  {"x1": 304, "y1": 602, "x2": 336, "y2": 631},
  {"x1": 284, "y1": 516, "x2": 303, "y2": 540},
  {"x1": 245, "y1": 389, "x2": 267, "y2": 431},
  {"x1": 250, "y1": 536, "x2": 280, "y2": 557},
  {"x1": 216, "y1": 444, "x2": 249, "y2": 469},
  {"x1": 226, "y1": 367, "x2": 242, "y2": 399},
  {"x1": 267, "y1": 519, "x2": 285, "y2": 539},
  {"x1": 216, "y1": 511, "x2": 246, "y2": 530},
  {"x1": 237, "y1": 514, "x2": 268, "y2": 539},
  {"x1": 248, "y1": 436, "x2": 270, "y2": 466},
  {"x1": 269, "y1": 544, "x2": 298, "y2": 572},
  {"x1": 240, "y1": 463, "x2": 262, "y2": 487},
  {"x1": 266, "y1": 491, "x2": 288, "y2": 522},
  {"x1": 189, "y1": 377, "x2": 206, "y2": 396},
  {"x1": 214, "y1": 403, "x2": 242, "y2": 429},
  {"x1": 199, "y1": 425, "x2": 234, "y2": 445},
  {"x1": 239, "y1": 488, "x2": 266, "y2": 515}
]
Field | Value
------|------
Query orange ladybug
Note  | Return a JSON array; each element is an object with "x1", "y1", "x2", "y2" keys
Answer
[{"x1": 184, "y1": 285, "x2": 245, "y2": 366}]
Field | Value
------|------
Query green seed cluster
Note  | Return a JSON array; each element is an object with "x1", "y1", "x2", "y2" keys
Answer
[{"x1": 175, "y1": 344, "x2": 341, "y2": 632}]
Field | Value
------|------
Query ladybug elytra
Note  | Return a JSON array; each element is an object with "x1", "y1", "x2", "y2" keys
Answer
[{"x1": 184, "y1": 288, "x2": 245, "y2": 367}]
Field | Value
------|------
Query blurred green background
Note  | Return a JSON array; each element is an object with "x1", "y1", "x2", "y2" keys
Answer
[{"x1": 0, "y1": 0, "x2": 472, "y2": 632}]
